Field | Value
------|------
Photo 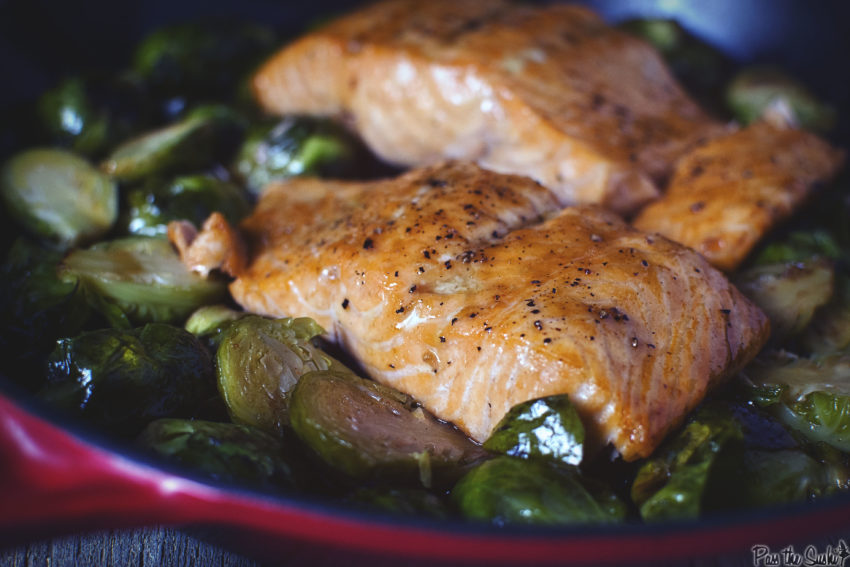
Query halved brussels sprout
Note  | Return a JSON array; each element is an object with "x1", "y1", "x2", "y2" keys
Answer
[
  {"x1": 803, "y1": 276, "x2": 850, "y2": 355},
  {"x1": 184, "y1": 303, "x2": 247, "y2": 348},
  {"x1": 216, "y1": 315, "x2": 339, "y2": 435},
  {"x1": 744, "y1": 350, "x2": 850, "y2": 452},
  {"x1": 137, "y1": 418, "x2": 302, "y2": 491},
  {"x1": 735, "y1": 260, "x2": 834, "y2": 344},
  {"x1": 232, "y1": 116, "x2": 369, "y2": 194},
  {"x1": 289, "y1": 368, "x2": 489, "y2": 486},
  {"x1": 726, "y1": 65, "x2": 837, "y2": 132},
  {"x1": 122, "y1": 173, "x2": 251, "y2": 237},
  {"x1": 101, "y1": 105, "x2": 244, "y2": 183},
  {"x1": 483, "y1": 394, "x2": 585, "y2": 466},
  {"x1": 59, "y1": 236, "x2": 226, "y2": 326},
  {"x1": 40, "y1": 323, "x2": 216, "y2": 436},
  {"x1": 1, "y1": 148, "x2": 117, "y2": 248},
  {"x1": 451, "y1": 456, "x2": 626, "y2": 526},
  {"x1": 631, "y1": 404, "x2": 744, "y2": 521}
]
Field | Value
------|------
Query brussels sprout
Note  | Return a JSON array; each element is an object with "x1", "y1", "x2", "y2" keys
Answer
[
  {"x1": 753, "y1": 230, "x2": 843, "y2": 266},
  {"x1": 726, "y1": 66, "x2": 837, "y2": 132},
  {"x1": 1, "y1": 148, "x2": 117, "y2": 248},
  {"x1": 483, "y1": 394, "x2": 585, "y2": 466},
  {"x1": 101, "y1": 104, "x2": 245, "y2": 183},
  {"x1": 122, "y1": 173, "x2": 251, "y2": 237},
  {"x1": 216, "y1": 315, "x2": 339, "y2": 435},
  {"x1": 59, "y1": 236, "x2": 227, "y2": 326},
  {"x1": 137, "y1": 418, "x2": 301, "y2": 491},
  {"x1": 36, "y1": 73, "x2": 150, "y2": 158},
  {"x1": 803, "y1": 276, "x2": 850, "y2": 355},
  {"x1": 290, "y1": 368, "x2": 489, "y2": 486},
  {"x1": 40, "y1": 323, "x2": 216, "y2": 436},
  {"x1": 631, "y1": 404, "x2": 744, "y2": 521},
  {"x1": 184, "y1": 303, "x2": 247, "y2": 348},
  {"x1": 233, "y1": 116, "x2": 369, "y2": 195},
  {"x1": 132, "y1": 20, "x2": 276, "y2": 112},
  {"x1": 744, "y1": 350, "x2": 850, "y2": 452},
  {"x1": 735, "y1": 260, "x2": 834, "y2": 344},
  {"x1": 345, "y1": 487, "x2": 452, "y2": 519},
  {"x1": 451, "y1": 456, "x2": 626, "y2": 526},
  {"x1": 0, "y1": 238, "x2": 93, "y2": 385},
  {"x1": 618, "y1": 18, "x2": 732, "y2": 114}
]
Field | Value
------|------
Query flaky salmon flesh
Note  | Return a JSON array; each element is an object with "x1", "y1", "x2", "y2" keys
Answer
[
  {"x1": 199, "y1": 162, "x2": 770, "y2": 461},
  {"x1": 252, "y1": 0, "x2": 720, "y2": 216}
]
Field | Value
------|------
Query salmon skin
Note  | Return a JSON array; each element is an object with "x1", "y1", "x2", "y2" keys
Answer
[
  {"x1": 215, "y1": 161, "x2": 769, "y2": 461},
  {"x1": 634, "y1": 120, "x2": 845, "y2": 272},
  {"x1": 251, "y1": 0, "x2": 719, "y2": 216}
]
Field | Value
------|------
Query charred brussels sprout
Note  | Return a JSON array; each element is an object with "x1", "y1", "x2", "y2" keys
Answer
[
  {"x1": 1, "y1": 148, "x2": 117, "y2": 248},
  {"x1": 726, "y1": 66, "x2": 837, "y2": 132},
  {"x1": 40, "y1": 323, "x2": 215, "y2": 436},
  {"x1": 101, "y1": 105, "x2": 245, "y2": 183},
  {"x1": 59, "y1": 236, "x2": 226, "y2": 326},
  {"x1": 290, "y1": 368, "x2": 489, "y2": 486},
  {"x1": 233, "y1": 116, "x2": 367, "y2": 195},
  {"x1": 735, "y1": 260, "x2": 835, "y2": 344},
  {"x1": 451, "y1": 456, "x2": 626, "y2": 526},
  {"x1": 483, "y1": 394, "x2": 585, "y2": 466},
  {"x1": 216, "y1": 315, "x2": 338, "y2": 435},
  {"x1": 122, "y1": 173, "x2": 251, "y2": 237},
  {"x1": 0, "y1": 238, "x2": 93, "y2": 384},
  {"x1": 744, "y1": 350, "x2": 850, "y2": 452},
  {"x1": 132, "y1": 20, "x2": 275, "y2": 114},
  {"x1": 631, "y1": 404, "x2": 744, "y2": 521},
  {"x1": 137, "y1": 418, "x2": 301, "y2": 491}
]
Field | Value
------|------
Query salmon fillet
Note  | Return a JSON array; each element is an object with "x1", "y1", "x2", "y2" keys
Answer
[
  {"x1": 634, "y1": 121, "x2": 845, "y2": 272},
  {"x1": 218, "y1": 161, "x2": 768, "y2": 460},
  {"x1": 251, "y1": 0, "x2": 720, "y2": 216}
]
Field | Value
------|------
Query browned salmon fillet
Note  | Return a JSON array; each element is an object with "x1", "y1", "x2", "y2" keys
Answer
[
  {"x1": 213, "y1": 161, "x2": 768, "y2": 460},
  {"x1": 633, "y1": 121, "x2": 845, "y2": 272},
  {"x1": 251, "y1": 0, "x2": 720, "y2": 216}
]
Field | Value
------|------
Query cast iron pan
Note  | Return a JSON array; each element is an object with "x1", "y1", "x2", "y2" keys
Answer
[{"x1": 1, "y1": 1, "x2": 849, "y2": 565}]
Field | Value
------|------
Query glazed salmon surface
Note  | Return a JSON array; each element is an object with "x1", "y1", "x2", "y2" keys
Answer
[
  {"x1": 634, "y1": 120, "x2": 845, "y2": 272},
  {"x1": 252, "y1": 0, "x2": 719, "y2": 216},
  {"x1": 227, "y1": 162, "x2": 769, "y2": 460}
]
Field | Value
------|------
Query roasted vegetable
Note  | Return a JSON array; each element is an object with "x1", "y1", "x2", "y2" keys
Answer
[
  {"x1": 483, "y1": 394, "x2": 585, "y2": 466},
  {"x1": 1, "y1": 148, "x2": 117, "y2": 248},
  {"x1": 744, "y1": 350, "x2": 850, "y2": 452},
  {"x1": 631, "y1": 404, "x2": 744, "y2": 521},
  {"x1": 121, "y1": 173, "x2": 251, "y2": 237},
  {"x1": 803, "y1": 276, "x2": 850, "y2": 355},
  {"x1": 137, "y1": 418, "x2": 302, "y2": 491},
  {"x1": 451, "y1": 456, "x2": 626, "y2": 526},
  {"x1": 101, "y1": 105, "x2": 244, "y2": 183},
  {"x1": 184, "y1": 303, "x2": 247, "y2": 349},
  {"x1": 735, "y1": 260, "x2": 835, "y2": 344},
  {"x1": 132, "y1": 20, "x2": 276, "y2": 114},
  {"x1": 232, "y1": 116, "x2": 368, "y2": 194},
  {"x1": 36, "y1": 74, "x2": 149, "y2": 157},
  {"x1": 753, "y1": 230, "x2": 843, "y2": 266},
  {"x1": 289, "y1": 368, "x2": 488, "y2": 486},
  {"x1": 216, "y1": 315, "x2": 338, "y2": 435},
  {"x1": 40, "y1": 323, "x2": 216, "y2": 436},
  {"x1": 0, "y1": 238, "x2": 93, "y2": 384},
  {"x1": 59, "y1": 236, "x2": 227, "y2": 327},
  {"x1": 726, "y1": 65, "x2": 837, "y2": 132}
]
